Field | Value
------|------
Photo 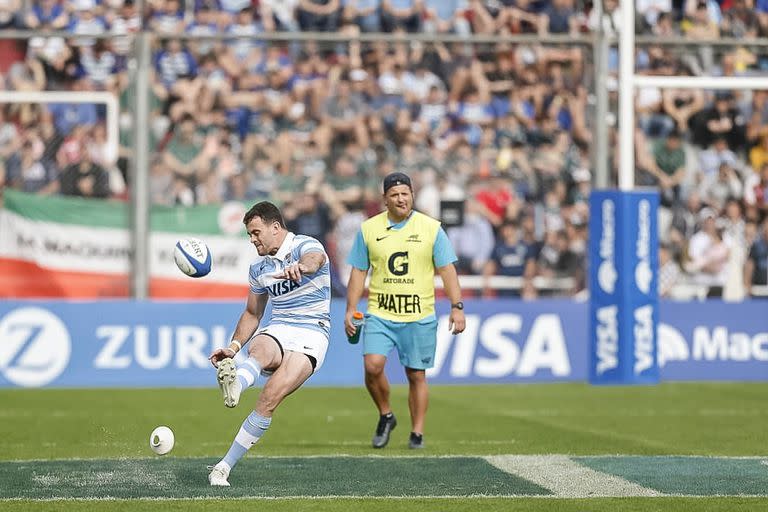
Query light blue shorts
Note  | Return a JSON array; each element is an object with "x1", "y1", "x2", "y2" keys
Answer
[{"x1": 362, "y1": 314, "x2": 438, "y2": 370}]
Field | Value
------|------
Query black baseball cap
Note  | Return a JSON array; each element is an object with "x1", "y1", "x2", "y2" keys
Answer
[{"x1": 383, "y1": 172, "x2": 412, "y2": 193}]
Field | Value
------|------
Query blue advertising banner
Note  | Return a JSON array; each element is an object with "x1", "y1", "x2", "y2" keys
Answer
[
  {"x1": 588, "y1": 190, "x2": 660, "y2": 385},
  {"x1": 0, "y1": 299, "x2": 765, "y2": 388}
]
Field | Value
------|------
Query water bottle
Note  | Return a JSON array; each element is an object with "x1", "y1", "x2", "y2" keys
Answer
[{"x1": 347, "y1": 311, "x2": 365, "y2": 344}]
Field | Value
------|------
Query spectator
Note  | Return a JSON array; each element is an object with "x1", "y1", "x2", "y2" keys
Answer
[
  {"x1": 48, "y1": 91, "x2": 99, "y2": 136},
  {"x1": 24, "y1": 0, "x2": 69, "y2": 29},
  {"x1": 751, "y1": 163, "x2": 768, "y2": 215},
  {"x1": 659, "y1": 242, "x2": 682, "y2": 298},
  {"x1": 403, "y1": 62, "x2": 445, "y2": 104},
  {"x1": 297, "y1": 0, "x2": 342, "y2": 32},
  {"x1": 79, "y1": 40, "x2": 126, "y2": 92},
  {"x1": 482, "y1": 220, "x2": 537, "y2": 297},
  {"x1": 636, "y1": 82, "x2": 675, "y2": 139},
  {"x1": 749, "y1": 133, "x2": 768, "y2": 172},
  {"x1": 447, "y1": 200, "x2": 495, "y2": 274},
  {"x1": 662, "y1": 86, "x2": 705, "y2": 135},
  {"x1": 494, "y1": 0, "x2": 544, "y2": 34},
  {"x1": 149, "y1": 157, "x2": 174, "y2": 206},
  {"x1": 283, "y1": 192, "x2": 333, "y2": 245},
  {"x1": 261, "y1": 0, "x2": 300, "y2": 31},
  {"x1": 536, "y1": 229, "x2": 581, "y2": 280},
  {"x1": 109, "y1": 1, "x2": 141, "y2": 56},
  {"x1": 686, "y1": 207, "x2": 731, "y2": 298},
  {"x1": 424, "y1": 0, "x2": 470, "y2": 34},
  {"x1": 317, "y1": 75, "x2": 369, "y2": 153},
  {"x1": 56, "y1": 124, "x2": 88, "y2": 170},
  {"x1": 5, "y1": 140, "x2": 57, "y2": 194},
  {"x1": 0, "y1": 0, "x2": 20, "y2": 28},
  {"x1": 381, "y1": 0, "x2": 422, "y2": 32},
  {"x1": 648, "y1": 130, "x2": 686, "y2": 206},
  {"x1": 7, "y1": 54, "x2": 46, "y2": 91},
  {"x1": 692, "y1": 92, "x2": 747, "y2": 151},
  {"x1": 329, "y1": 199, "x2": 366, "y2": 285},
  {"x1": 414, "y1": 168, "x2": 465, "y2": 219},
  {"x1": 343, "y1": 0, "x2": 382, "y2": 32},
  {"x1": 218, "y1": 0, "x2": 253, "y2": 18},
  {"x1": 671, "y1": 191, "x2": 703, "y2": 241},
  {"x1": 58, "y1": 151, "x2": 111, "y2": 198},
  {"x1": 321, "y1": 154, "x2": 365, "y2": 208},
  {"x1": 26, "y1": 34, "x2": 72, "y2": 86},
  {"x1": 636, "y1": 0, "x2": 671, "y2": 30},
  {"x1": 68, "y1": 0, "x2": 109, "y2": 48},
  {"x1": 567, "y1": 167, "x2": 590, "y2": 207},
  {"x1": 475, "y1": 174, "x2": 516, "y2": 227},
  {"x1": 587, "y1": 0, "x2": 621, "y2": 35},
  {"x1": 186, "y1": 6, "x2": 219, "y2": 56},
  {"x1": 699, "y1": 162, "x2": 742, "y2": 210},
  {"x1": 161, "y1": 114, "x2": 208, "y2": 194},
  {"x1": 0, "y1": 107, "x2": 20, "y2": 160},
  {"x1": 758, "y1": 0, "x2": 768, "y2": 35},
  {"x1": 540, "y1": 0, "x2": 578, "y2": 35},
  {"x1": 698, "y1": 136, "x2": 739, "y2": 180},
  {"x1": 154, "y1": 39, "x2": 198, "y2": 91},
  {"x1": 149, "y1": 0, "x2": 185, "y2": 34},
  {"x1": 195, "y1": 168, "x2": 225, "y2": 204},
  {"x1": 744, "y1": 218, "x2": 768, "y2": 295},
  {"x1": 681, "y1": 0, "x2": 720, "y2": 39},
  {"x1": 721, "y1": 0, "x2": 759, "y2": 38},
  {"x1": 722, "y1": 197, "x2": 746, "y2": 250}
]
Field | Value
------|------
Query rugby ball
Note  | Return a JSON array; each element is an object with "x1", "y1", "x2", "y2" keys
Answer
[{"x1": 174, "y1": 238, "x2": 212, "y2": 278}]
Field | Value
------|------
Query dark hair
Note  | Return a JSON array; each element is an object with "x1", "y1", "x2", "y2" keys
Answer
[{"x1": 243, "y1": 201, "x2": 286, "y2": 228}]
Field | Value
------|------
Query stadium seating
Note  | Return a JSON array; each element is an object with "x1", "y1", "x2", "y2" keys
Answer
[{"x1": 0, "y1": 0, "x2": 767, "y2": 298}]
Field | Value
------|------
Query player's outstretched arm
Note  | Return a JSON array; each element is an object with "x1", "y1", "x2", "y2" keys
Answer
[
  {"x1": 209, "y1": 291, "x2": 268, "y2": 367},
  {"x1": 273, "y1": 252, "x2": 326, "y2": 282}
]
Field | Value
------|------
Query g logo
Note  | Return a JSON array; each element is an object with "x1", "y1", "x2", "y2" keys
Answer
[{"x1": 388, "y1": 251, "x2": 409, "y2": 276}]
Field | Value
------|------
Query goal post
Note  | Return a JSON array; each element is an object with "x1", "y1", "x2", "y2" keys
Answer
[
  {"x1": 590, "y1": 2, "x2": 768, "y2": 385},
  {"x1": 0, "y1": 90, "x2": 119, "y2": 165}
]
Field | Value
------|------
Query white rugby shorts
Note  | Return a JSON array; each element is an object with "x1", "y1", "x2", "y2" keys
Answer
[{"x1": 254, "y1": 323, "x2": 329, "y2": 372}]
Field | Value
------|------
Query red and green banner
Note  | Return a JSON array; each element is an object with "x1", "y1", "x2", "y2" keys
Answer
[{"x1": 0, "y1": 190, "x2": 253, "y2": 298}]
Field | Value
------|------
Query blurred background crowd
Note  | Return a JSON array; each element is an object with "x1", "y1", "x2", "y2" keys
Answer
[{"x1": 0, "y1": 0, "x2": 767, "y2": 299}]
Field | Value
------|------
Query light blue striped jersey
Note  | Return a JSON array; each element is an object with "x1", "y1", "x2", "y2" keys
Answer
[{"x1": 249, "y1": 233, "x2": 331, "y2": 336}]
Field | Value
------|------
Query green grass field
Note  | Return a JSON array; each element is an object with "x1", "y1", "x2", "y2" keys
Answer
[{"x1": 1, "y1": 383, "x2": 767, "y2": 511}]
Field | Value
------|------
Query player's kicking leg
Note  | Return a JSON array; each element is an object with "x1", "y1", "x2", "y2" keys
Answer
[
  {"x1": 209, "y1": 350, "x2": 314, "y2": 486},
  {"x1": 215, "y1": 335, "x2": 282, "y2": 408}
]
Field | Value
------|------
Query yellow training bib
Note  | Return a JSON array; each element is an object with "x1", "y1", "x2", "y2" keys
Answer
[{"x1": 361, "y1": 211, "x2": 441, "y2": 322}]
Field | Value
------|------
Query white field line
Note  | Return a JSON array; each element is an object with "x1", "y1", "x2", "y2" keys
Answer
[
  {"x1": 4, "y1": 454, "x2": 768, "y2": 463},
  {"x1": 485, "y1": 455, "x2": 665, "y2": 498},
  {"x1": 3, "y1": 494, "x2": 768, "y2": 502}
]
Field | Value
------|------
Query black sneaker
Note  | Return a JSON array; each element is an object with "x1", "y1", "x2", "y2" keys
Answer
[
  {"x1": 372, "y1": 413, "x2": 397, "y2": 448},
  {"x1": 408, "y1": 432, "x2": 424, "y2": 449}
]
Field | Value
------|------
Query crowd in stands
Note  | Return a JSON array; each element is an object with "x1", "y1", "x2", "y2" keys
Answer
[{"x1": 0, "y1": 0, "x2": 767, "y2": 298}]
